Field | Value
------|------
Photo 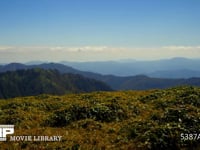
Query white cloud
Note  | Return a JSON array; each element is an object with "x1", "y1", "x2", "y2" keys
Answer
[
  {"x1": 0, "y1": 45, "x2": 200, "y2": 63},
  {"x1": 0, "y1": 46, "x2": 15, "y2": 51},
  {"x1": 162, "y1": 46, "x2": 200, "y2": 50}
]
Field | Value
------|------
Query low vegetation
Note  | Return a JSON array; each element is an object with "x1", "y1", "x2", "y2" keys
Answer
[{"x1": 0, "y1": 86, "x2": 200, "y2": 149}]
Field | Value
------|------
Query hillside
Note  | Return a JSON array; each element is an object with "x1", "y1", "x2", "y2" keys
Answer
[
  {"x1": 101, "y1": 75, "x2": 200, "y2": 90},
  {"x1": 1, "y1": 63, "x2": 200, "y2": 90},
  {"x1": 0, "y1": 86, "x2": 200, "y2": 149},
  {"x1": 0, "y1": 62, "x2": 81, "y2": 74},
  {"x1": 0, "y1": 69, "x2": 111, "y2": 99}
]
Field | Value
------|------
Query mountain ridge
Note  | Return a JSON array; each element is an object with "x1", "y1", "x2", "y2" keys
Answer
[{"x1": 1, "y1": 62, "x2": 200, "y2": 90}]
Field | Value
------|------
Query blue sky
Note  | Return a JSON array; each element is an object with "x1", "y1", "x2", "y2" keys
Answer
[{"x1": 0, "y1": 0, "x2": 200, "y2": 62}]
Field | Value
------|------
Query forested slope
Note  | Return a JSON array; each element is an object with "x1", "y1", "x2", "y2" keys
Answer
[{"x1": 0, "y1": 69, "x2": 111, "y2": 98}]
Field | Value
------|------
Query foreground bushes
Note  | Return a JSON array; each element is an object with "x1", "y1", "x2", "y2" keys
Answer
[
  {"x1": 46, "y1": 103, "x2": 127, "y2": 127},
  {"x1": 0, "y1": 86, "x2": 200, "y2": 149}
]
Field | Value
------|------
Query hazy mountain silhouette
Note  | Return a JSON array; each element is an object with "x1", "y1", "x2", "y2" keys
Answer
[
  {"x1": 61, "y1": 57, "x2": 200, "y2": 78},
  {"x1": 148, "y1": 69, "x2": 200, "y2": 78}
]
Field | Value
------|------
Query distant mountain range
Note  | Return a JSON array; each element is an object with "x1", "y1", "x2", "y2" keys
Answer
[
  {"x1": 0, "y1": 68, "x2": 111, "y2": 99},
  {"x1": 61, "y1": 57, "x2": 200, "y2": 78},
  {"x1": 1, "y1": 61, "x2": 200, "y2": 91}
]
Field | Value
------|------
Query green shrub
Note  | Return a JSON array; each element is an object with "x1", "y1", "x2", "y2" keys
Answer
[{"x1": 46, "y1": 103, "x2": 127, "y2": 127}]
